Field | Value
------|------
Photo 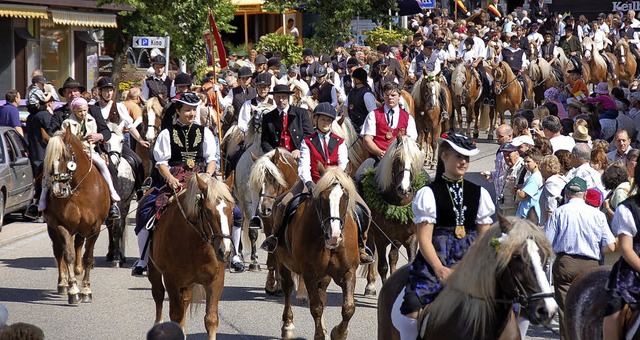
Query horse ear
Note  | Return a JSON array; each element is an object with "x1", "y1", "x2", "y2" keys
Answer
[
  {"x1": 250, "y1": 152, "x2": 258, "y2": 162},
  {"x1": 497, "y1": 214, "x2": 512, "y2": 234},
  {"x1": 396, "y1": 133, "x2": 403, "y2": 145},
  {"x1": 273, "y1": 148, "x2": 281, "y2": 162},
  {"x1": 225, "y1": 171, "x2": 235, "y2": 190},
  {"x1": 337, "y1": 115, "x2": 345, "y2": 126},
  {"x1": 317, "y1": 161, "x2": 326, "y2": 176}
]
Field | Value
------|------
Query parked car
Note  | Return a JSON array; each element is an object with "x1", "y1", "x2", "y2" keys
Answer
[{"x1": 0, "y1": 126, "x2": 35, "y2": 231}]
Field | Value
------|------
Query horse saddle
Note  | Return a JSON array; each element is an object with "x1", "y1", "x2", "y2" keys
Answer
[
  {"x1": 275, "y1": 192, "x2": 311, "y2": 252},
  {"x1": 622, "y1": 304, "x2": 640, "y2": 339}
]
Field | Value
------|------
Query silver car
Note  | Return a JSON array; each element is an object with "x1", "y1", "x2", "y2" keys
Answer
[{"x1": 0, "y1": 126, "x2": 34, "y2": 230}]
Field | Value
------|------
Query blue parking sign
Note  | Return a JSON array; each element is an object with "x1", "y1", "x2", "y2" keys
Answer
[{"x1": 418, "y1": 0, "x2": 434, "y2": 8}]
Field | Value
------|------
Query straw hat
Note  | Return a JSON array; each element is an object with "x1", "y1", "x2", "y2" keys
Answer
[{"x1": 570, "y1": 125, "x2": 591, "y2": 142}]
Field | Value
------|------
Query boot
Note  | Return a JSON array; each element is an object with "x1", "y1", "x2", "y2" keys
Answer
[
  {"x1": 359, "y1": 245, "x2": 375, "y2": 264},
  {"x1": 260, "y1": 235, "x2": 278, "y2": 253},
  {"x1": 108, "y1": 203, "x2": 121, "y2": 220},
  {"x1": 230, "y1": 255, "x2": 245, "y2": 272},
  {"x1": 131, "y1": 259, "x2": 147, "y2": 277}
]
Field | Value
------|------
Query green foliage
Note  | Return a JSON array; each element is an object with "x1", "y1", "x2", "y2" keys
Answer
[
  {"x1": 361, "y1": 169, "x2": 427, "y2": 225},
  {"x1": 255, "y1": 33, "x2": 302, "y2": 66},
  {"x1": 364, "y1": 26, "x2": 407, "y2": 47}
]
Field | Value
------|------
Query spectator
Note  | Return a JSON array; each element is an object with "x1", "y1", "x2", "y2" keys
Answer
[
  {"x1": 534, "y1": 137, "x2": 553, "y2": 156},
  {"x1": 0, "y1": 90, "x2": 24, "y2": 136},
  {"x1": 570, "y1": 124, "x2": 591, "y2": 147},
  {"x1": 568, "y1": 143, "x2": 606, "y2": 194},
  {"x1": 585, "y1": 187, "x2": 603, "y2": 208},
  {"x1": 588, "y1": 82, "x2": 618, "y2": 141},
  {"x1": 27, "y1": 75, "x2": 52, "y2": 115},
  {"x1": 512, "y1": 134, "x2": 535, "y2": 155},
  {"x1": 543, "y1": 87, "x2": 567, "y2": 119},
  {"x1": 147, "y1": 321, "x2": 184, "y2": 340},
  {"x1": 626, "y1": 149, "x2": 639, "y2": 189},
  {"x1": 497, "y1": 142, "x2": 524, "y2": 216},
  {"x1": 592, "y1": 139, "x2": 611, "y2": 153},
  {"x1": 0, "y1": 322, "x2": 44, "y2": 340},
  {"x1": 607, "y1": 130, "x2": 633, "y2": 165},
  {"x1": 544, "y1": 177, "x2": 616, "y2": 339},
  {"x1": 602, "y1": 162, "x2": 631, "y2": 222},
  {"x1": 590, "y1": 148, "x2": 609, "y2": 175},
  {"x1": 541, "y1": 115, "x2": 575, "y2": 153},
  {"x1": 512, "y1": 116, "x2": 529, "y2": 137},
  {"x1": 539, "y1": 155, "x2": 568, "y2": 225},
  {"x1": 516, "y1": 149, "x2": 544, "y2": 224},
  {"x1": 555, "y1": 149, "x2": 573, "y2": 175}
]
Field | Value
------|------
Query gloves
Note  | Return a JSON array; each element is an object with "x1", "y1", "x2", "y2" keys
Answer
[{"x1": 305, "y1": 181, "x2": 317, "y2": 194}]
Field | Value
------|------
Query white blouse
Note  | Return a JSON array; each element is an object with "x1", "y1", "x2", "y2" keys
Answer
[
  {"x1": 153, "y1": 125, "x2": 218, "y2": 167},
  {"x1": 611, "y1": 204, "x2": 638, "y2": 237},
  {"x1": 412, "y1": 184, "x2": 495, "y2": 225}
]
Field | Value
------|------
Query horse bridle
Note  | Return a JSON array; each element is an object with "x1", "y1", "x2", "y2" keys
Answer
[
  {"x1": 493, "y1": 64, "x2": 519, "y2": 94},
  {"x1": 258, "y1": 181, "x2": 281, "y2": 216},
  {"x1": 50, "y1": 144, "x2": 93, "y2": 197},
  {"x1": 313, "y1": 181, "x2": 345, "y2": 240},
  {"x1": 173, "y1": 188, "x2": 232, "y2": 246}
]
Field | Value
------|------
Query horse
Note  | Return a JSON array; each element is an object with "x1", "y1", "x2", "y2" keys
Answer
[
  {"x1": 528, "y1": 57, "x2": 560, "y2": 106},
  {"x1": 136, "y1": 97, "x2": 163, "y2": 178},
  {"x1": 582, "y1": 36, "x2": 618, "y2": 87},
  {"x1": 450, "y1": 62, "x2": 484, "y2": 138},
  {"x1": 361, "y1": 135, "x2": 424, "y2": 296},
  {"x1": 289, "y1": 77, "x2": 317, "y2": 115},
  {"x1": 147, "y1": 173, "x2": 235, "y2": 339},
  {"x1": 270, "y1": 167, "x2": 360, "y2": 340},
  {"x1": 492, "y1": 61, "x2": 533, "y2": 138},
  {"x1": 400, "y1": 89, "x2": 415, "y2": 117},
  {"x1": 42, "y1": 126, "x2": 110, "y2": 304},
  {"x1": 104, "y1": 123, "x2": 136, "y2": 268},
  {"x1": 377, "y1": 215, "x2": 558, "y2": 340},
  {"x1": 556, "y1": 48, "x2": 591, "y2": 88},
  {"x1": 615, "y1": 39, "x2": 637, "y2": 85},
  {"x1": 247, "y1": 148, "x2": 298, "y2": 290},
  {"x1": 411, "y1": 73, "x2": 452, "y2": 168}
]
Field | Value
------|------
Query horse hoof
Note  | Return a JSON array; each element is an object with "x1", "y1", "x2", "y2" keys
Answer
[
  {"x1": 249, "y1": 263, "x2": 261, "y2": 272},
  {"x1": 106, "y1": 253, "x2": 113, "y2": 262},
  {"x1": 331, "y1": 327, "x2": 348, "y2": 340},
  {"x1": 57, "y1": 285, "x2": 68, "y2": 295},
  {"x1": 281, "y1": 324, "x2": 295, "y2": 339},
  {"x1": 265, "y1": 287, "x2": 283, "y2": 296},
  {"x1": 487, "y1": 134, "x2": 493, "y2": 141},
  {"x1": 364, "y1": 287, "x2": 377, "y2": 297},
  {"x1": 81, "y1": 293, "x2": 93, "y2": 303},
  {"x1": 68, "y1": 293, "x2": 81, "y2": 304}
]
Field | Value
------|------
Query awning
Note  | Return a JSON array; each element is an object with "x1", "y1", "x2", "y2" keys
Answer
[
  {"x1": 50, "y1": 10, "x2": 117, "y2": 28},
  {"x1": 0, "y1": 4, "x2": 48, "y2": 19}
]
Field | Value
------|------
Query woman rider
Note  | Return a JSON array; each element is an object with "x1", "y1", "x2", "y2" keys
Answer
[{"x1": 391, "y1": 132, "x2": 496, "y2": 339}]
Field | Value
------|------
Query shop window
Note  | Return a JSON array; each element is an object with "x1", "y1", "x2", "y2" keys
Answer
[{"x1": 40, "y1": 25, "x2": 70, "y2": 93}]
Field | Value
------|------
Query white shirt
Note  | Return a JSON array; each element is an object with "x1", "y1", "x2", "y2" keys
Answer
[
  {"x1": 153, "y1": 124, "x2": 218, "y2": 166},
  {"x1": 360, "y1": 104, "x2": 418, "y2": 141},
  {"x1": 237, "y1": 96, "x2": 274, "y2": 133},
  {"x1": 527, "y1": 32, "x2": 544, "y2": 47},
  {"x1": 549, "y1": 135, "x2": 576, "y2": 153},
  {"x1": 412, "y1": 184, "x2": 495, "y2": 225},
  {"x1": 298, "y1": 131, "x2": 348, "y2": 183},
  {"x1": 567, "y1": 162, "x2": 606, "y2": 194},
  {"x1": 99, "y1": 101, "x2": 133, "y2": 130},
  {"x1": 592, "y1": 30, "x2": 612, "y2": 50},
  {"x1": 611, "y1": 204, "x2": 638, "y2": 237}
]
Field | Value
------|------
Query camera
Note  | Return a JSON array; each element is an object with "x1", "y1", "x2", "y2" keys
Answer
[{"x1": 529, "y1": 128, "x2": 536, "y2": 135}]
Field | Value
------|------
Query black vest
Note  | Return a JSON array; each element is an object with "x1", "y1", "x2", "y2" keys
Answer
[
  {"x1": 342, "y1": 74, "x2": 353, "y2": 97},
  {"x1": 347, "y1": 85, "x2": 372, "y2": 131},
  {"x1": 414, "y1": 52, "x2": 427, "y2": 78},
  {"x1": 232, "y1": 86, "x2": 257, "y2": 119},
  {"x1": 146, "y1": 76, "x2": 173, "y2": 102},
  {"x1": 310, "y1": 82, "x2": 334, "y2": 104},
  {"x1": 428, "y1": 178, "x2": 482, "y2": 230},
  {"x1": 168, "y1": 124, "x2": 206, "y2": 168},
  {"x1": 502, "y1": 48, "x2": 525, "y2": 72},
  {"x1": 541, "y1": 42, "x2": 555, "y2": 62}
]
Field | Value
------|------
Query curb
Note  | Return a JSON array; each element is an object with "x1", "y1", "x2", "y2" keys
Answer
[{"x1": 0, "y1": 225, "x2": 47, "y2": 248}]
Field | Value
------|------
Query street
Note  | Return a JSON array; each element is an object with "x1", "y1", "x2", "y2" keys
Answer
[{"x1": 0, "y1": 138, "x2": 560, "y2": 339}]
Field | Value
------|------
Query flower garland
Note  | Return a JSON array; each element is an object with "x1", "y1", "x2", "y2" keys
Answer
[{"x1": 361, "y1": 168, "x2": 428, "y2": 225}]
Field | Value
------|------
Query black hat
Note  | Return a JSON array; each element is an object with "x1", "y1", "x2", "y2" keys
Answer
[
  {"x1": 174, "y1": 72, "x2": 192, "y2": 87},
  {"x1": 566, "y1": 16, "x2": 575, "y2": 21},
  {"x1": 352, "y1": 68, "x2": 368, "y2": 84},
  {"x1": 254, "y1": 73, "x2": 272, "y2": 87},
  {"x1": 377, "y1": 43, "x2": 390, "y2": 54},
  {"x1": 379, "y1": 57, "x2": 389, "y2": 66},
  {"x1": 237, "y1": 66, "x2": 252, "y2": 78},
  {"x1": 96, "y1": 76, "x2": 115, "y2": 89},
  {"x1": 565, "y1": 26, "x2": 574, "y2": 32},
  {"x1": 287, "y1": 64, "x2": 299, "y2": 74},
  {"x1": 152, "y1": 55, "x2": 166, "y2": 65},
  {"x1": 313, "y1": 102, "x2": 337, "y2": 119},
  {"x1": 255, "y1": 55, "x2": 268, "y2": 65},
  {"x1": 315, "y1": 65, "x2": 328, "y2": 77},
  {"x1": 435, "y1": 37, "x2": 446, "y2": 44},
  {"x1": 567, "y1": 68, "x2": 581, "y2": 74},
  {"x1": 424, "y1": 40, "x2": 435, "y2": 48},
  {"x1": 202, "y1": 71, "x2": 216, "y2": 83},
  {"x1": 464, "y1": 37, "x2": 475, "y2": 45},
  {"x1": 58, "y1": 77, "x2": 86, "y2": 96},
  {"x1": 438, "y1": 131, "x2": 479, "y2": 156},
  {"x1": 269, "y1": 84, "x2": 295, "y2": 95},
  {"x1": 319, "y1": 54, "x2": 331, "y2": 64},
  {"x1": 467, "y1": 27, "x2": 478, "y2": 35},
  {"x1": 267, "y1": 57, "x2": 281, "y2": 69},
  {"x1": 171, "y1": 92, "x2": 201, "y2": 106},
  {"x1": 346, "y1": 57, "x2": 359, "y2": 67},
  {"x1": 302, "y1": 48, "x2": 314, "y2": 57},
  {"x1": 413, "y1": 33, "x2": 424, "y2": 41},
  {"x1": 531, "y1": 23, "x2": 539, "y2": 29},
  {"x1": 544, "y1": 30, "x2": 554, "y2": 36},
  {"x1": 598, "y1": 13, "x2": 606, "y2": 19},
  {"x1": 31, "y1": 75, "x2": 50, "y2": 85},
  {"x1": 334, "y1": 39, "x2": 345, "y2": 47}
]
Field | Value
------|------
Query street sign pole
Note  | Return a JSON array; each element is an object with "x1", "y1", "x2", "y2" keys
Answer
[{"x1": 165, "y1": 36, "x2": 170, "y2": 75}]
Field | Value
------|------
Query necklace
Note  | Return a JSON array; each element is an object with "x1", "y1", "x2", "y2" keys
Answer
[{"x1": 443, "y1": 175, "x2": 467, "y2": 239}]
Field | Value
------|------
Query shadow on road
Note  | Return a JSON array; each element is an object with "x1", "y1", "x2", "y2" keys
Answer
[
  {"x1": 0, "y1": 256, "x2": 56, "y2": 270},
  {"x1": 190, "y1": 333, "x2": 297, "y2": 339},
  {"x1": 0, "y1": 287, "x2": 72, "y2": 306}
]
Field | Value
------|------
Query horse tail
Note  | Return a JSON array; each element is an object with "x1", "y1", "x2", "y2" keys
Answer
[
  {"x1": 188, "y1": 284, "x2": 206, "y2": 317},
  {"x1": 43, "y1": 135, "x2": 66, "y2": 180}
]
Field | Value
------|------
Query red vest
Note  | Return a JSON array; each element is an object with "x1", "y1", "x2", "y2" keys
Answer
[
  {"x1": 372, "y1": 107, "x2": 409, "y2": 153},
  {"x1": 305, "y1": 132, "x2": 344, "y2": 183},
  {"x1": 279, "y1": 113, "x2": 294, "y2": 151}
]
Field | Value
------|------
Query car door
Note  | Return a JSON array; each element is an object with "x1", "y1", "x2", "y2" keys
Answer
[{"x1": 4, "y1": 130, "x2": 34, "y2": 209}]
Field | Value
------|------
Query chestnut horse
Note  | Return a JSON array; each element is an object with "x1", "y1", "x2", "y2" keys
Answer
[
  {"x1": 377, "y1": 216, "x2": 558, "y2": 340},
  {"x1": 331, "y1": 116, "x2": 368, "y2": 176},
  {"x1": 411, "y1": 73, "x2": 453, "y2": 168},
  {"x1": 42, "y1": 127, "x2": 110, "y2": 304},
  {"x1": 556, "y1": 49, "x2": 591, "y2": 88},
  {"x1": 492, "y1": 61, "x2": 534, "y2": 138},
  {"x1": 361, "y1": 135, "x2": 423, "y2": 296},
  {"x1": 528, "y1": 57, "x2": 560, "y2": 106},
  {"x1": 136, "y1": 97, "x2": 163, "y2": 178},
  {"x1": 147, "y1": 173, "x2": 235, "y2": 339},
  {"x1": 271, "y1": 167, "x2": 360, "y2": 340},
  {"x1": 615, "y1": 39, "x2": 637, "y2": 85},
  {"x1": 450, "y1": 62, "x2": 484, "y2": 138},
  {"x1": 582, "y1": 36, "x2": 618, "y2": 87}
]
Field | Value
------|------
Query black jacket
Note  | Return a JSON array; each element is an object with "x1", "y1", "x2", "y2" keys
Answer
[
  {"x1": 50, "y1": 104, "x2": 111, "y2": 141},
  {"x1": 260, "y1": 106, "x2": 313, "y2": 153}
]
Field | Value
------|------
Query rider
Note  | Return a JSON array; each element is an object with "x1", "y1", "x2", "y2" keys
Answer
[
  {"x1": 237, "y1": 72, "x2": 274, "y2": 134},
  {"x1": 141, "y1": 55, "x2": 175, "y2": 106},
  {"x1": 221, "y1": 66, "x2": 257, "y2": 132},
  {"x1": 373, "y1": 58, "x2": 399, "y2": 104},
  {"x1": 38, "y1": 97, "x2": 121, "y2": 219},
  {"x1": 560, "y1": 26, "x2": 583, "y2": 75},
  {"x1": 603, "y1": 163, "x2": 640, "y2": 339},
  {"x1": 344, "y1": 67, "x2": 377, "y2": 133},
  {"x1": 131, "y1": 92, "x2": 218, "y2": 276},
  {"x1": 591, "y1": 20, "x2": 616, "y2": 80},
  {"x1": 260, "y1": 103, "x2": 375, "y2": 264},
  {"x1": 308, "y1": 65, "x2": 338, "y2": 107},
  {"x1": 458, "y1": 32, "x2": 493, "y2": 106},
  {"x1": 498, "y1": 36, "x2": 530, "y2": 99},
  {"x1": 392, "y1": 132, "x2": 495, "y2": 339}
]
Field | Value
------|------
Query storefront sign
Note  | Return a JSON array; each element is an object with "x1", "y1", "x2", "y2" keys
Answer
[{"x1": 612, "y1": 1, "x2": 640, "y2": 11}]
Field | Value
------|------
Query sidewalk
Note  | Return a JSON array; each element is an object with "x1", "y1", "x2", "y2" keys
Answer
[{"x1": 0, "y1": 217, "x2": 47, "y2": 248}]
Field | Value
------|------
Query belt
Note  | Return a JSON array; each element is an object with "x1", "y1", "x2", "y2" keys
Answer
[{"x1": 556, "y1": 252, "x2": 599, "y2": 262}]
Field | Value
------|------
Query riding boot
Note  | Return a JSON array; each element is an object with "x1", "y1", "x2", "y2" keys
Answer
[
  {"x1": 439, "y1": 92, "x2": 449, "y2": 121},
  {"x1": 132, "y1": 228, "x2": 150, "y2": 276},
  {"x1": 230, "y1": 204, "x2": 245, "y2": 272}
]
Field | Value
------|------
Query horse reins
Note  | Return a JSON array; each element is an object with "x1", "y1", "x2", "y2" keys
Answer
[{"x1": 171, "y1": 186, "x2": 232, "y2": 245}]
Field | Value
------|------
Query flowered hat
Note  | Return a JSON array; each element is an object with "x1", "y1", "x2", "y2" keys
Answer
[
  {"x1": 595, "y1": 82, "x2": 609, "y2": 95},
  {"x1": 544, "y1": 87, "x2": 560, "y2": 101}
]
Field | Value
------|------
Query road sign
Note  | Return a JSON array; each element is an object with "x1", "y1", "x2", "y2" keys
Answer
[
  {"x1": 132, "y1": 36, "x2": 165, "y2": 48},
  {"x1": 418, "y1": 0, "x2": 435, "y2": 9}
]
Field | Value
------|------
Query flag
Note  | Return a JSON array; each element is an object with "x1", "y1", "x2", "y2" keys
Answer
[
  {"x1": 455, "y1": 0, "x2": 468, "y2": 14},
  {"x1": 208, "y1": 9, "x2": 227, "y2": 69},
  {"x1": 203, "y1": 31, "x2": 214, "y2": 66},
  {"x1": 488, "y1": 4, "x2": 502, "y2": 19}
]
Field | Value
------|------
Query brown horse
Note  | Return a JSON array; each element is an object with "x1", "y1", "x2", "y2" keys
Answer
[
  {"x1": 450, "y1": 62, "x2": 485, "y2": 138},
  {"x1": 136, "y1": 97, "x2": 163, "y2": 178},
  {"x1": 528, "y1": 57, "x2": 560, "y2": 106},
  {"x1": 377, "y1": 216, "x2": 557, "y2": 340},
  {"x1": 42, "y1": 127, "x2": 110, "y2": 304},
  {"x1": 400, "y1": 89, "x2": 415, "y2": 117},
  {"x1": 583, "y1": 36, "x2": 618, "y2": 87},
  {"x1": 556, "y1": 48, "x2": 591, "y2": 88},
  {"x1": 147, "y1": 173, "x2": 235, "y2": 339},
  {"x1": 271, "y1": 167, "x2": 360, "y2": 340},
  {"x1": 361, "y1": 135, "x2": 424, "y2": 296},
  {"x1": 411, "y1": 73, "x2": 453, "y2": 168},
  {"x1": 492, "y1": 61, "x2": 533, "y2": 138},
  {"x1": 615, "y1": 39, "x2": 638, "y2": 85}
]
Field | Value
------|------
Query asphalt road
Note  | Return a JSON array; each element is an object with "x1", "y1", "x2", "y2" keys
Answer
[{"x1": 0, "y1": 137, "x2": 560, "y2": 339}]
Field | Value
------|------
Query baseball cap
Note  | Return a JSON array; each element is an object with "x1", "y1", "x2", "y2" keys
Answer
[{"x1": 565, "y1": 177, "x2": 587, "y2": 194}]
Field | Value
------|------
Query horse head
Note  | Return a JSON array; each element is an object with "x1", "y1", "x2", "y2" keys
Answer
[
  {"x1": 184, "y1": 173, "x2": 235, "y2": 263},
  {"x1": 528, "y1": 41, "x2": 538, "y2": 61},
  {"x1": 105, "y1": 122, "x2": 125, "y2": 166},
  {"x1": 144, "y1": 97, "x2": 164, "y2": 142},
  {"x1": 616, "y1": 40, "x2": 627, "y2": 64},
  {"x1": 313, "y1": 166, "x2": 357, "y2": 249},
  {"x1": 494, "y1": 215, "x2": 557, "y2": 325},
  {"x1": 375, "y1": 135, "x2": 424, "y2": 205},
  {"x1": 43, "y1": 126, "x2": 85, "y2": 199},
  {"x1": 420, "y1": 72, "x2": 441, "y2": 110},
  {"x1": 249, "y1": 148, "x2": 296, "y2": 218},
  {"x1": 492, "y1": 62, "x2": 506, "y2": 95}
]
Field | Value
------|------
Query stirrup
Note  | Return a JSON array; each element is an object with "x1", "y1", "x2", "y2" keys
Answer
[
  {"x1": 441, "y1": 111, "x2": 449, "y2": 121},
  {"x1": 141, "y1": 177, "x2": 152, "y2": 190},
  {"x1": 260, "y1": 235, "x2": 278, "y2": 253},
  {"x1": 249, "y1": 216, "x2": 262, "y2": 230}
]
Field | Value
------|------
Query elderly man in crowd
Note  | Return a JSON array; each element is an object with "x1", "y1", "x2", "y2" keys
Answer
[
  {"x1": 607, "y1": 130, "x2": 633, "y2": 165},
  {"x1": 568, "y1": 143, "x2": 606, "y2": 194}
]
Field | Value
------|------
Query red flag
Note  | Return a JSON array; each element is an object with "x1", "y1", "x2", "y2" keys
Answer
[{"x1": 208, "y1": 9, "x2": 227, "y2": 69}]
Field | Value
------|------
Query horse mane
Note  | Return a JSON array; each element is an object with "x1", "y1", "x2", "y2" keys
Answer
[
  {"x1": 451, "y1": 63, "x2": 467, "y2": 96},
  {"x1": 248, "y1": 148, "x2": 292, "y2": 193},
  {"x1": 145, "y1": 97, "x2": 163, "y2": 116},
  {"x1": 428, "y1": 217, "x2": 552, "y2": 336},
  {"x1": 375, "y1": 136, "x2": 424, "y2": 192},
  {"x1": 496, "y1": 61, "x2": 516, "y2": 80},
  {"x1": 583, "y1": 36, "x2": 607, "y2": 70},
  {"x1": 42, "y1": 135, "x2": 66, "y2": 179},
  {"x1": 411, "y1": 76, "x2": 424, "y2": 108},
  {"x1": 529, "y1": 59, "x2": 543, "y2": 82},
  {"x1": 314, "y1": 167, "x2": 357, "y2": 216},
  {"x1": 616, "y1": 38, "x2": 629, "y2": 50},
  {"x1": 183, "y1": 173, "x2": 234, "y2": 218}
]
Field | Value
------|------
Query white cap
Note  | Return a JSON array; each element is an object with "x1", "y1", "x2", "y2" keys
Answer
[{"x1": 511, "y1": 135, "x2": 535, "y2": 147}]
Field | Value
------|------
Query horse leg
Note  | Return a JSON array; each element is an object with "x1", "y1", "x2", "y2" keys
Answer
[
  {"x1": 74, "y1": 235, "x2": 85, "y2": 276},
  {"x1": 377, "y1": 237, "x2": 390, "y2": 284},
  {"x1": 306, "y1": 275, "x2": 331, "y2": 340},
  {"x1": 111, "y1": 217, "x2": 126, "y2": 268},
  {"x1": 265, "y1": 253, "x2": 282, "y2": 296},
  {"x1": 106, "y1": 222, "x2": 115, "y2": 262},
  {"x1": 330, "y1": 270, "x2": 356, "y2": 340},
  {"x1": 248, "y1": 228, "x2": 260, "y2": 271},
  {"x1": 280, "y1": 265, "x2": 296, "y2": 339},
  {"x1": 48, "y1": 224, "x2": 69, "y2": 295},
  {"x1": 55, "y1": 225, "x2": 80, "y2": 304},
  {"x1": 295, "y1": 273, "x2": 308, "y2": 305},
  {"x1": 166, "y1": 279, "x2": 187, "y2": 330},
  {"x1": 388, "y1": 241, "x2": 401, "y2": 275},
  {"x1": 204, "y1": 271, "x2": 225, "y2": 340},
  {"x1": 364, "y1": 234, "x2": 377, "y2": 297},
  {"x1": 80, "y1": 231, "x2": 99, "y2": 303},
  {"x1": 147, "y1": 261, "x2": 165, "y2": 324},
  {"x1": 473, "y1": 101, "x2": 481, "y2": 139}
]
